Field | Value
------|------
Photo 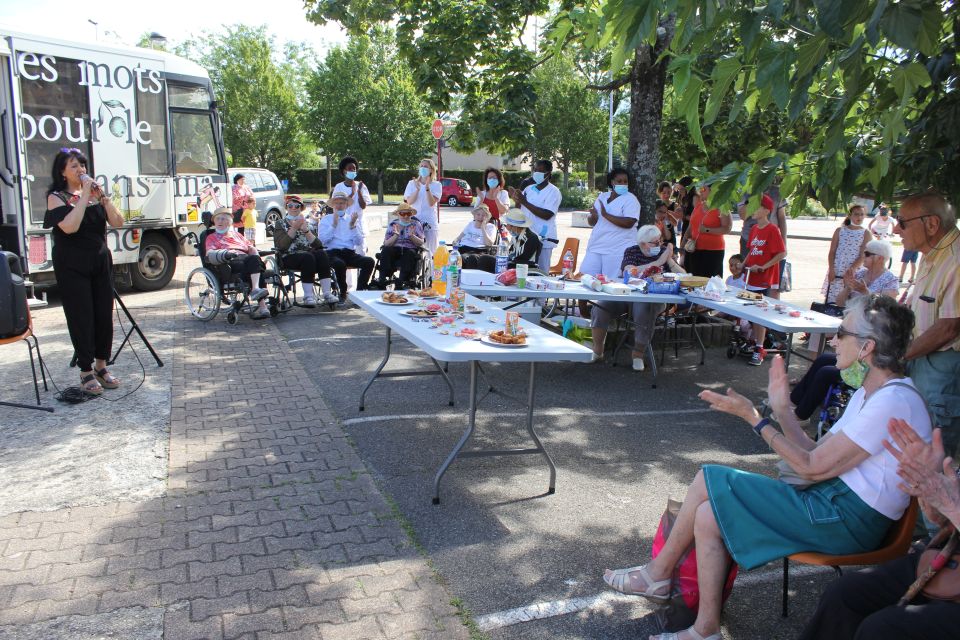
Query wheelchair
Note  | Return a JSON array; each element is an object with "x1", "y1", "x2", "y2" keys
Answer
[
  {"x1": 372, "y1": 220, "x2": 433, "y2": 290},
  {"x1": 183, "y1": 213, "x2": 282, "y2": 324},
  {"x1": 263, "y1": 251, "x2": 340, "y2": 312}
]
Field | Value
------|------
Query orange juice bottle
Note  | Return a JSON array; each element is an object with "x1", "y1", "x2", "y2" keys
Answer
[{"x1": 432, "y1": 241, "x2": 449, "y2": 296}]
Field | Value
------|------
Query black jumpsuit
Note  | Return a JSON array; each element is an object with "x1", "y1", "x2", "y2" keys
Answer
[{"x1": 43, "y1": 192, "x2": 113, "y2": 372}]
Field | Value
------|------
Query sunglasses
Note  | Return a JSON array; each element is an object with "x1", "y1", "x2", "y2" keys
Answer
[
  {"x1": 285, "y1": 203, "x2": 303, "y2": 209},
  {"x1": 836, "y1": 326, "x2": 872, "y2": 341},
  {"x1": 895, "y1": 214, "x2": 936, "y2": 229},
  {"x1": 398, "y1": 211, "x2": 414, "y2": 217},
  {"x1": 863, "y1": 251, "x2": 875, "y2": 257}
]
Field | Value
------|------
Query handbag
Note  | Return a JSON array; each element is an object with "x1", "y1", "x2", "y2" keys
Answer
[
  {"x1": 900, "y1": 527, "x2": 960, "y2": 605},
  {"x1": 810, "y1": 292, "x2": 844, "y2": 318}
]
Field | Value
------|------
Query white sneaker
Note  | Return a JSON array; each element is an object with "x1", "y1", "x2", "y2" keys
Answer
[
  {"x1": 632, "y1": 357, "x2": 645, "y2": 371},
  {"x1": 323, "y1": 292, "x2": 340, "y2": 304},
  {"x1": 301, "y1": 296, "x2": 317, "y2": 308},
  {"x1": 250, "y1": 287, "x2": 269, "y2": 301}
]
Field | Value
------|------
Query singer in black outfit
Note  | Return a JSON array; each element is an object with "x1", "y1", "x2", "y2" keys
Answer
[{"x1": 43, "y1": 148, "x2": 125, "y2": 395}]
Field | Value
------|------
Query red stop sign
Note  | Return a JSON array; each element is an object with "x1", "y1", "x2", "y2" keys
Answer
[{"x1": 432, "y1": 119, "x2": 444, "y2": 139}]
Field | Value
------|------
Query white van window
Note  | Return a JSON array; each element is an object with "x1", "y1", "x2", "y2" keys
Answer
[
  {"x1": 171, "y1": 112, "x2": 219, "y2": 174},
  {"x1": 168, "y1": 85, "x2": 210, "y2": 110},
  {"x1": 136, "y1": 82, "x2": 168, "y2": 175}
]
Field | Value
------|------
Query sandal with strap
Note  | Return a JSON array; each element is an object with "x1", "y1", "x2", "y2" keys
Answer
[
  {"x1": 80, "y1": 373, "x2": 103, "y2": 396},
  {"x1": 602, "y1": 564, "x2": 671, "y2": 603},
  {"x1": 651, "y1": 626, "x2": 723, "y2": 640},
  {"x1": 95, "y1": 368, "x2": 120, "y2": 389}
]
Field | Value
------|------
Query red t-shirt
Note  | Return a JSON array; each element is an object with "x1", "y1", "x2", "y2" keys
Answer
[
  {"x1": 744, "y1": 222, "x2": 785, "y2": 289},
  {"x1": 482, "y1": 196, "x2": 501, "y2": 221},
  {"x1": 689, "y1": 203, "x2": 725, "y2": 251}
]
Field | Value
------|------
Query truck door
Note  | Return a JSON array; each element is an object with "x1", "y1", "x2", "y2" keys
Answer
[{"x1": 0, "y1": 41, "x2": 25, "y2": 261}]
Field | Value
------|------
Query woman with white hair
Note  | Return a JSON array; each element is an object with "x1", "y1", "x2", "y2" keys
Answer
[
  {"x1": 403, "y1": 158, "x2": 442, "y2": 253},
  {"x1": 590, "y1": 225, "x2": 682, "y2": 370},
  {"x1": 605, "y1": 295, "x2": 929, "y2": 640},
  {"x1": 835, "y1": 239, "x2": 900, "y2": 306},
  {"x1": 461, "y1": 209, "x2": 542, "y2": 272}
]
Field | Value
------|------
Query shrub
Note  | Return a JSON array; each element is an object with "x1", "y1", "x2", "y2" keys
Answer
[
  {"x1": 794, "y1": 197, "x2": 828, "y2": 218},
  {"x1": 560, "y1": 186, "x2": 597, "y2": 209}
]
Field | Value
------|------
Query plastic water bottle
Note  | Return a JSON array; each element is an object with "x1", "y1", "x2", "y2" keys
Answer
[
  {"x1": 433, "y1": 241, "x2": 449, "y2": 295},
  {"x1": 562, "y1": 250, "x2": 573, "y2": 278},
  {"x1": 447, "y1": 248, "x2": 462, "y2": 297},
  {"x1": 495, "y1": 242, "x2": 510, "y2": 274}
]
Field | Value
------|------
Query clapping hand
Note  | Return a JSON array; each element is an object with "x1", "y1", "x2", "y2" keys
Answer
[
  {"x1": 698, "y1": 387, "x2": 758, "y2": 423},
  {"x1": 883, "y1": 420, "x2": 945, "y2": 473},
  {"x1": 350, "y1": 212, "x2": 359, "y2": 226},
  {"x1": 766, "y1": 355, "x2": 793, "y2": 415}
]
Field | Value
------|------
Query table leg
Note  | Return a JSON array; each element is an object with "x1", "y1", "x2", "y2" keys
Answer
[
  {"x1": 525, "y1": 362, "x2": 556, "y2": 494},
  {"x1": 691, "y1": 312, "x2": 706, "y2": 365},
  {"x1": 784, "y1": 332, "x2": 793, "y2": 368},
  {"x1": 433, "y1": 360, "x2": 478, "y2": 504},
  {"x1": 645, "y1": 342, "x2": 658, "y2": 389},
  {"x1": 430, "y1": 357, "x2": 456, "y2": 406},
  {"x1": 359, "y1": 327, "x2": 392, "y2": 411}
]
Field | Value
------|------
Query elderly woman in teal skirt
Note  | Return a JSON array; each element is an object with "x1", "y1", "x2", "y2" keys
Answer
[{"x1": 603, "y1": 294, "x2": 932, "y2": 640}]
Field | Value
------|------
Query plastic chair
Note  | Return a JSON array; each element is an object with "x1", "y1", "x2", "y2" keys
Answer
[
  {"x1": 0, "y1": 308, "x2": 48, "y2": 410},
  {"x1": 548, "y1": 238, "x2": 580, "y2": 276},
  {"x1": 780, "y1": 497, "x2": 919, "y2": 617}
]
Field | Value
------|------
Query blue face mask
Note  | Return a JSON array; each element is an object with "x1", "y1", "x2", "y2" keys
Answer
[
  {"x1": 418, "y1": 166, "x2": 430, "y2": 178},
  {"x1": 398, "y1": 219, "x2": 412, "y2": 227},
  {"x1": 214, "y1": 227, "x2": 228, "y2": 235},
  {"x1": 486, "y1": 177, "x2": 499, "y2": 189},
  {"x1": 613, "y1": 184, "x2": 629, "y2": 195},
  {"x1": 286, "y1": 214, "x2": 301, "y2": 221},
  {"x1": 532, "y1": 171, "x2": 546, "y2": 185},
  {"x1": 344, "y1": 171, "x2": 357, "y2": 180}
]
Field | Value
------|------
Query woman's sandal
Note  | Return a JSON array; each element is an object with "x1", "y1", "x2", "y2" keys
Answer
[
  {"x1": 80, "y1": 373, "x2": 103, "y2": 396},
  {"x1": 95, "y1": 368, "x2": 120, "y2": 389},
  {"x1": 651, "y1": 627, "x2": 723, "y2": 640},
  {"x1": 602, "y1": 564, "x2": 671, "y2": 603}
]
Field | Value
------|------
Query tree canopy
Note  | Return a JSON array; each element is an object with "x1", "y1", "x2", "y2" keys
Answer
[
  {"x1": 305, "y1": 28, "x2": 435, "y2": 202},
  {"x1": 307, "y1": 0, "x2": 958, "y2": 214}
]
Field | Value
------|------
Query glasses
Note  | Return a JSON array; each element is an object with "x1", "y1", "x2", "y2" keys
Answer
[
  {"x1": 398, "y1": 211, "x2": 414, "y2": 217},
  {"x1": 60, "y1": 147, "x2": 81, "y2": 154},
  {"x1": 863, "y1": 251, "x2": 875, "y2": 257},
  {"x1": 896, "y1": 214, "x2": 936, "y2": 229},
  {"x1": 285, "y1": 203, "x2": 303, "y2": 209},
  {"x1": 836, "y1": 326, "x2": 872, "y2": 341}
]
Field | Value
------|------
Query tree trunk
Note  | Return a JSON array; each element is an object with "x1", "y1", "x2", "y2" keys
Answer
[
  {"x1": 628, "y1": 16, "x2": 674, "y2": 226},
  {"x1": 376, "y1": 170, "x2": 384, "y2": 204},
  {"x1": 325, "y1": 153, "x2": 332, "y2": 194},
  {"x1": 587, "y1": 158, "x2": 596, "y2": 192},
  {"x1": 562, "y1": 163, "x2": 570, "y2": 190}
]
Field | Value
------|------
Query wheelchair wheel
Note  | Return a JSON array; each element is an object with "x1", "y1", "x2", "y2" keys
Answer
[
  {"x1": 541, "y1": 298, "x2": 560, "y2": 319},
  {"x1": 184, "y1": 267, "x2": 221, "y2": 321},
  {"x1": 726, "y1": 344, "x2": 737, "y2": 359},
  {"x1": 227, "y1": 311, "x2": 238, "y2": 325}
]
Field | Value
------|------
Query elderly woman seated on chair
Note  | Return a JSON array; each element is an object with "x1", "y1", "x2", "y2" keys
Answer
[
  {"x1": 205, "y1": 207, "x2": 271, "y2": 319},
  {"x1": 461, "y1": 208, "x2": 541, "y2": 273},
  {"x1": 270, "y1": 194, "x2": 339, "y2": 307},
  {"x1": 798, "y1": 423, "x2": 960, "y2": 640},
  {"x1": 589, "y1": 224, "x2": 682, "y2": 371},
  {"x1": 376, "y1": 202, "x2": 426, "y2": 289},
  {"x1": 603, "y1": 294, "x2": 930, "y2": 640}
]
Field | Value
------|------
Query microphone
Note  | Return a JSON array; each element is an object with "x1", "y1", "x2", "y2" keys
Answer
[{"x1": 80, "y1": 174, "x2": 104, "y2": 198}]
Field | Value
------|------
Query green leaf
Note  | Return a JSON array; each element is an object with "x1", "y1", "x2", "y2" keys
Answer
[
  {"x1": 880, "y1": 2, "x2": 940, "y2": 55},
  {"x1": 795, "y1": 34, "x2": 829, "y2": 79},
  {"x1": 891, "y1": 62, "x2": 931, "y2": 106},
  {"x1": 678, "y1": 76, "x2": 705, "y2": 152},
  {"x1": 814, "y1": 0, "x2": 844, "y2": 38},
  {"x1": 754, "y1": 43, "x2": 793, "y2": 110},
  {"x1": 670, "y1": 55, "x2": 694, "y2": 95},
  {"x1": 740, "y1": 10, "x2": 762, "y2": 54},
  {"x1": 864, "y1": 0, "x2": 889, "y2": 45},
  {"x1": 704, "y1": 57, "x2": 741, "y2": 126}
]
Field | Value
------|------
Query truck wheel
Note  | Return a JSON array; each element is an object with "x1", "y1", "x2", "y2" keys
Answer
[
  {"x1": 131, "y1": 234, "x2": 175, "y2": 291},
  {"x1": 264, "y1": 209, "x2": 282, "y2": 236}
]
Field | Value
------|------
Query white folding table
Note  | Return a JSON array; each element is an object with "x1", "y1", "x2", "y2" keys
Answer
[
  {"x1": 349, "y1": 290, "x2": 593, "y2": 503},
  {"x1": 685, "y1": 293, "x2": 841, "y2": 366},
  {"x1": 459, "y1": 273, "x2": 691, "y2": 386}
]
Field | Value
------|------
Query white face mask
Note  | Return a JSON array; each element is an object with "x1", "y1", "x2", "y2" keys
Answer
[{"x1": 643, "y1": 244, "x2": 661, "y2": 256}]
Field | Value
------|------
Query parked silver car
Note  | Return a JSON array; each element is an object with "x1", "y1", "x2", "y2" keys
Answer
[{"x1": 228, "y1": 168, "x2": 286, "y2": 233}]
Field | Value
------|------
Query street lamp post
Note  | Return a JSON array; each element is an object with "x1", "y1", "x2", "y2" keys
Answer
[{"x1": 88, "y1": 19, "x2": 99, "y2": 42}]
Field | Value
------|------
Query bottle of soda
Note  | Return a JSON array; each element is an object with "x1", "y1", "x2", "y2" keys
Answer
[
  {"x1": 433, "y1": 241, "x2": 449, "y2": 296},
  {"x1": 562, "y1": 249, "x2": 574, "y2": 278},
  {"x1": 447, "y1": 247, "x2": 462, "y2": 299}
]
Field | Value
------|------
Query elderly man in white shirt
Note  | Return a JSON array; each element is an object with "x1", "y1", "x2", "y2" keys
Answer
[
  {"x1": 318, "y1": 188, "x2": 375, "y2": 301},
  {"x1": 509, "y1": 159, "x2": 562, "y2": 271},
  {"x1": 331, "y1": 155, "x2": 373, "y2": 255}
]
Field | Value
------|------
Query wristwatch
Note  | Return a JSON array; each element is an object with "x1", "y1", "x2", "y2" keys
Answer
[{"x1": 752, "y1": 417, "x2": 771, "y2": 437}]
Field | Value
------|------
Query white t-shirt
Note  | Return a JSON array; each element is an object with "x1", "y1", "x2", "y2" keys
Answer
[
  {"x1": 521, "y1": 182, "x2": 562, "y2": 248},
  {"x1": 459, "y1": 221, "x2": 496, "y2": 248},
  {"x1": 726, "y1": 275, "x2": 746, "y2": 290},
  {"x1": 829, "y1": 378, "x2": 932, "y2": 520},
  {"x1": 332, "y1": 180, "x2": 372, "y2": 235},
  {"x1": 403, "y1": 179, "x2": 442, "y2": 226},
  {"x1": 586, "y1": 191, "x2": 641, "y2": 256}
]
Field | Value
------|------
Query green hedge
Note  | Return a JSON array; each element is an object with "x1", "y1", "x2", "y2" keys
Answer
[{"x1": 290, "y1": 167, "x2": 568, "y2": 193}]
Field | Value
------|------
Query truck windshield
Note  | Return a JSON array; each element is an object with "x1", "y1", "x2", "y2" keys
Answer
[{"x1": 169, "y1": 84, "x2": 220, "y2": 175}]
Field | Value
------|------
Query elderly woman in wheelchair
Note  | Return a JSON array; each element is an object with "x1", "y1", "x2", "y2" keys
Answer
[
  {"x1": 375, "y1": 203, "x2": 427, "y2": 289},
  {"x1": 270, "y1": 194, "x2": 339, "y2": 308},
  {"x1": 201, "y1": 207, "x2": 272, "y2": 320},
  {"x1": 462, "y1": 208, "x2": 541, "y2": 272}
]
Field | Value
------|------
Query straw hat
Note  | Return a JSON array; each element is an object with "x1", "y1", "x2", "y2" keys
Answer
[
  {"x1": 212, "y1": 207, "x2": 233, "y2": 220},
  {"x1": 502, "y1": 208, "x2": 530, "y2": 228},
  {"x1": 328, "y1": 189, "x2": 352, "y2": 203},
  {"x1": 393, "y1": 203, "x2": 417, "y2": 216}
]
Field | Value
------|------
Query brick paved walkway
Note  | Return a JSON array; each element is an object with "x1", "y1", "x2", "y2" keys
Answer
[{"x1": 0, "y1": 304, "x2": 470, "y2": 639}]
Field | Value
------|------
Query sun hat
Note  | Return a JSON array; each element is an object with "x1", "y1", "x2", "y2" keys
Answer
[
  {"x1": 328, "y1": 189, "x2": 352, "y2": 203},
  {"x1": 393, "y1": 203, "x2": 417, "y2": 216},
  {"x1": 285, "y1": 194, "x2": 304, "y2": 206},
  {"x1": 502, "y1": 208, "x2": 530, "y2": 228},
  {"x1": 212, "y1": 207, "x2": 233, "y2": 220}
]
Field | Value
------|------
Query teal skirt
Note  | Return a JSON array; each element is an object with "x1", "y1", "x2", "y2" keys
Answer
[{"x1": 703, "y1": 465, "x2": 894, "y2": 570}]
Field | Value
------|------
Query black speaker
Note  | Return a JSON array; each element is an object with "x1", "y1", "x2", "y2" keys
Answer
[{"x1": 0, "y1": 250, "x2": 28, "y2": 339}]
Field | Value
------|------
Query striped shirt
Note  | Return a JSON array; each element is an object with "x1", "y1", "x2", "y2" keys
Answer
[{"x1": 909, "y1": 227, "x2": 960, "y2": 351}]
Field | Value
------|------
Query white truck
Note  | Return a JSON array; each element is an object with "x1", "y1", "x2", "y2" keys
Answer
[{"x1": 0, "y1": 29, "x2": 229, "y2": 291}]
